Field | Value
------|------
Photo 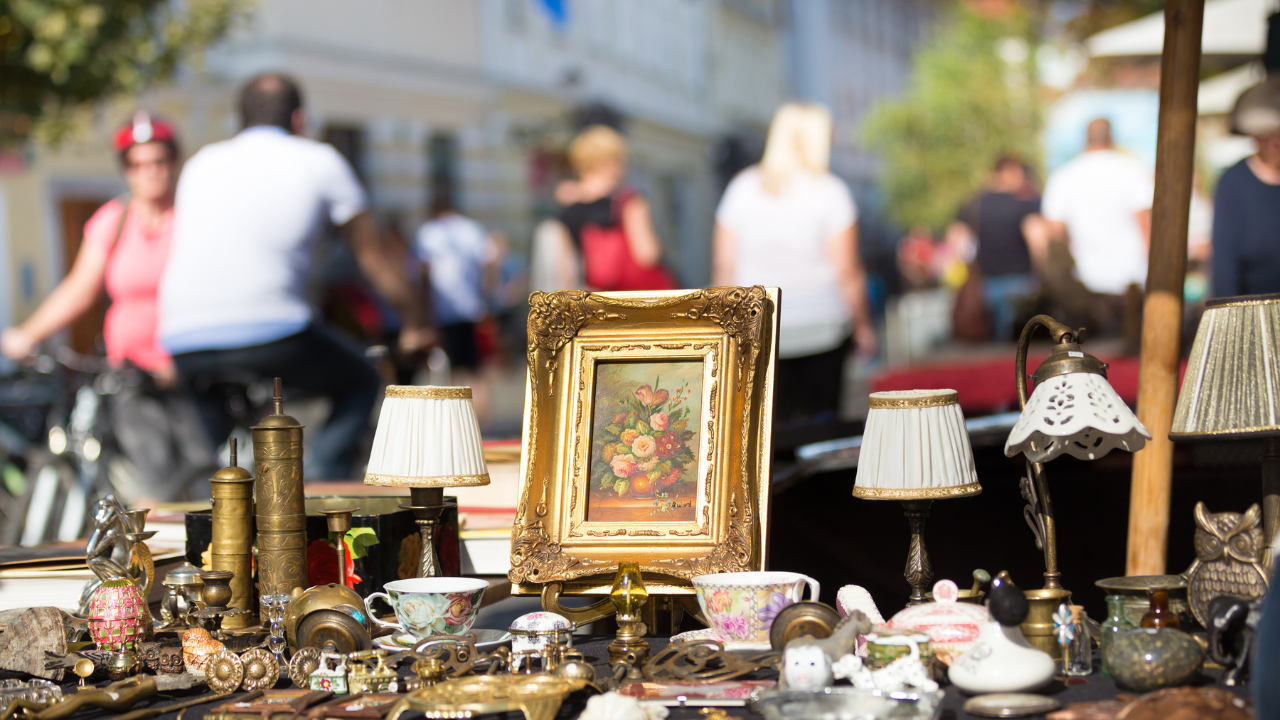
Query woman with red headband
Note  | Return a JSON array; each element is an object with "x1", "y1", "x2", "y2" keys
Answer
[{"x1": 0, "y1": 112, "x2": 209, "y2": 501}]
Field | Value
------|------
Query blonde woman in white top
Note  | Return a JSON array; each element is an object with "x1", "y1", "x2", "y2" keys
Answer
[{"x1": 713, "y1": 103, "x2": 875, "y2": 422}]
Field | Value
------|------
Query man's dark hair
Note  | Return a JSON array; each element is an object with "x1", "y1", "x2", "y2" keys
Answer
[
  {"x1": 239, "y1": 74, "x2": 303, "y2": 130},
  {"x1": 428, "y1": 189, "x2": 457, "y2": 219}
]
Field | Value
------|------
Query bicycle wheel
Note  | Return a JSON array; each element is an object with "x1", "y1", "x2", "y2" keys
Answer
[{"x1": 16, "y1": 458, "x2": 77, "y2": 546}]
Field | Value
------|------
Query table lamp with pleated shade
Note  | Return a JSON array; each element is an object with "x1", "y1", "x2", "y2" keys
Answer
[
  {"x1": 854, "y1": 389, "x2": 981, "y2": 605},
  {"x1": 1170, "y1": 293, "x2": 1280, "y2": 568},
  {"x1": 365, "y1": 386, "x2": 489, "y2": 577}
]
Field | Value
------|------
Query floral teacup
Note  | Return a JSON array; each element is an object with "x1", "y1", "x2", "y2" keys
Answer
[
  {"x1": 691, "y1": 571, "x2": 820, "y2": 644},
  {"x1": 364, "y1": 577, "x2": 487, "y2": 640}
]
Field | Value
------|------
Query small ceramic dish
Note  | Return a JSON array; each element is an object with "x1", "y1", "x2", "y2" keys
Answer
[
  {"x1": 670, "y1": 627, "x2": 773, "y2": 655},
  {"x1": 372, "y1": 628, "x2": 513, "y2": 652},
  {"x1": 962, "y1": 693, "x2": 1061, "y2": 718}
]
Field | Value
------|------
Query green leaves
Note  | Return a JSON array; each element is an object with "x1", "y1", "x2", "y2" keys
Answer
[
  {"x1": 2, "y1": 0, "x2": 251, "y2": 147},
  {"x1": 344, "y1": 527, "x2": 379, "y2": 560}
]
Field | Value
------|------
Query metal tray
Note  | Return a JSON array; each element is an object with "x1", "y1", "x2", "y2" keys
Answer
[{"x1": 750, "y1": 687, "x2": 945, "y2": 720}]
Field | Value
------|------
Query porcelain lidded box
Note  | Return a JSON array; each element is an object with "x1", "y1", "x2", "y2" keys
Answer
[
  {"x1": 508, "y1": 611, "x2": 575, "y2": 669},
  {"x1": 887, "y1": 580, "x2": 988, "y2": 662}
]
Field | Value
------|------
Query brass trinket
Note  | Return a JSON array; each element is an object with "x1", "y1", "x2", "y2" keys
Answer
[
  {"x1": 347, "y1": 649, "x2": 398, "y2": 694},
  {"x1": 106, "y1": 651, "x2": 139, "y2": 681},
  {"x1": 254, "y1": 378, "x2": 307, "y2": 597},
  {"x1": 383, "y1": 674, "x2": 589, "y2": 720},
  {"x1": 641, "y1": 640, "x2": 779, "y2": 684},
  {"x1": 211, "y1": 439, "x2": 256, "y2": 628},
  {"x1": 410, "y1": 634, "x2": 510, "y2": 677},
  {"x1": 319, "y1": 508, "x2": 359, "y2": 589},
  {"x1": 72, "y1": 659, "x2": 94, "y2": 688},
  {"x1": 285, "y1": 584, "x2": 373, "y2": 654},
  {"x1": 289, "y1": 647, "x2": 323, "y2": 686},
  {"x1": 607, "y1": 563, "x2": 649, "y2": 677},
  {"x1": 206, "y1": 650, "x2": 244, "y2": 694},
  {"x1": 239, "y1": 647, "x2": 279, "y2": 692}
]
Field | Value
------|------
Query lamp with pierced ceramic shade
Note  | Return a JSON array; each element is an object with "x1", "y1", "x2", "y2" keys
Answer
[
  {"x1": 853, "y1": 389, "x2": 981, "y2": 605},
  {"x1": 364, "y1": 385, "x2": 489, "y2": 577}
]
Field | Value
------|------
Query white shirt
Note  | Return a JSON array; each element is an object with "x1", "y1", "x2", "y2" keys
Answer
[
  {"x1": 160, "y1": 127, "x2": 366, "y2": 351},
  {"x1": 1042, "y1": 149, "x2": 1154, "y2": 295},
  {"x1": 414, "y1": 213, "x2": 497, "y2": 325},
  {"x1": 716, "y1": 167, "x2": 857, "y2": 358}
]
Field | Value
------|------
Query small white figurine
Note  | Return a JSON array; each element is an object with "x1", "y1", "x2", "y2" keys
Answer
[
  {"x1": 783, "y1": 644, "x2": 833, "y2": 691},
  {"x1": 578, "y1": 691, "x2": 669, "y2": 720},
  {"x1": 831, "y1": 639, "x2": 939, "y2": 693}
]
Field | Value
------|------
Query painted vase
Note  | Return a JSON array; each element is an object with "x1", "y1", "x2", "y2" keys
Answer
[
  {"x1": 1104, "y1": 628, "x2": 1203, "y2": 692},
  {"x1": 87, "y1": 578, "x2": 154, "y2": 652}
]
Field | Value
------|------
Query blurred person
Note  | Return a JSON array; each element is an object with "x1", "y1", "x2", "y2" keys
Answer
[
  {"x1": 952, "y1": 156, "x2": 1043, "y2": 340},
  {"x1": 529, "y1": 217, "x2": 582, "y2": 293},
  {"x1": 712, "y1": 102, "x2": 875, "y2": 424},
  {"x1": 556, "y1": 125, "x2": 676, "y2": 291},
  {"x1": 895, "y1": 225, "x2": 940, "y2": 291},
  {"x1": 158, "y1": 74, "x2": 431, "y2": 480},
  {"x1": 413, "y1": 190, "x2": 499, "y2": 377},
  {"x1": 1212, "y1": 75, "x2": 1280, "y2": 297},
  {"x1": 0, "y1": 113, "x2": 211, "y2": 503},
  {"x1": 1041, "y1": 118, "x2": 1152, "y2": 340}
]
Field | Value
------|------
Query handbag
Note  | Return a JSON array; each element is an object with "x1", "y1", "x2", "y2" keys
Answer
[{"x1": 580, "y1": 189, "x2": 676, "y2": 291}]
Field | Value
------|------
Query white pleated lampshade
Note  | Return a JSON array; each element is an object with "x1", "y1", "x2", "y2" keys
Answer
[
  {"x1": 364, "y1": 386, "x2": 490, "y2": 488},
  {"x1": 853, "y1": 389, "x2": 981, "y2": 500},
  {"x1": 1171, "y1": 293, "x2": 1280, "y2": 440},
  {"x1": 1004, "y1": 373, "x2": 1151, "y2": 463}
]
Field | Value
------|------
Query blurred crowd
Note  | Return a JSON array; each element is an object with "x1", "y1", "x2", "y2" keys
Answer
[{"x1": 2, "y1": 68, "x2": 1278, "y2": 504}]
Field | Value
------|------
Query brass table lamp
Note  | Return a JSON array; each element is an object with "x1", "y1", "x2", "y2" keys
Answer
[
  {"x1": 1170, "y1": 293, "x2": 1280, "y2": 571},
  {"x1": 364, "y1": 386, "x2": 489, "y2": 577},
  {"x1": 1004, "y1": 315, "x2": 1150, "y2": 657},
  {"x1": 853, "y1": 389, "x2": 982, "y2": 606}
]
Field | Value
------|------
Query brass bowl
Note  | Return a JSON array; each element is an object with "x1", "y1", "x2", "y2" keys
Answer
[{"x1": 1095, "y1": 575, "x2": 1195, "y2": 629}]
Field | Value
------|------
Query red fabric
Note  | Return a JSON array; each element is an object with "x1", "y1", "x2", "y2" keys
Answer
[
  {"x1": 112, "y1": 115, "x2": 176, "y2": 152},
  {"x1": 581, "y1": 189, "x2": 676, "y2": 291},
  {"x1": 871, "y1": 354, "x2": 1189, "y2": 414}
]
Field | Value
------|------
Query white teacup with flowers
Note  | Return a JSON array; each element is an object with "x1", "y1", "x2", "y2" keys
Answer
[
  {"x1": 364, "y1": 577, "x2": 487, "y2": 639},
  {"x1": 692, "y1": 571, "x2": 820, "y2": 644}
]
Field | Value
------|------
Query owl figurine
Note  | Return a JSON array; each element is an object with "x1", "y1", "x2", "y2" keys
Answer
[{"x1": 1185, "y1": 502, "x2": 1268, "y2": 628}]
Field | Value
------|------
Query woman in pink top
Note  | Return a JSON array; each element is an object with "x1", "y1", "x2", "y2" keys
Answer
[
  {"x1": 2, "y1": 113, "x2": 178, "y2": 377},
  {"x1": 1, "y1": 113, "x2": 210, "y2": 501}
]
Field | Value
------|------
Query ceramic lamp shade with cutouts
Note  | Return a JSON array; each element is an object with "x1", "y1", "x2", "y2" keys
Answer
[{"x1": 1005, "y1": 373, "x2": 1151, "y2": 463}]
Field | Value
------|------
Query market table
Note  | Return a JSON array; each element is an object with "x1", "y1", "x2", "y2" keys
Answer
[{"x1": 1, "y1": 635, "x2": 1249, "y2": 720}]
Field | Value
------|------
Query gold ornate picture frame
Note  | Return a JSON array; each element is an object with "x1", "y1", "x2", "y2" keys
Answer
[{"x1": 509, "y1": 287, "x2": 779, "y2": 595}]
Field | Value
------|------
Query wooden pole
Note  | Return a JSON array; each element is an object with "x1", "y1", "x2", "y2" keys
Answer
[{"x1": 1126, "y1": 0, "x2": 1204, "y2": 577}]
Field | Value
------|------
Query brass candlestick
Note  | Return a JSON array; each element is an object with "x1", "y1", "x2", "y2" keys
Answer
[
  {"x1": 211, "y1": 438, "x2": 255, "y2": 628},
  {"x1": 400, "y1": 487, "x2": 445, "y2": 577},
  {"x1": 319, "y1": 507, "x2": 358, "y2": 588},
  {"x1": 607, "y1": 562, "x2": 649, "y2": 678},
  {"x1": 253, "y1": 378, "x2": 306, "y2": 597}
]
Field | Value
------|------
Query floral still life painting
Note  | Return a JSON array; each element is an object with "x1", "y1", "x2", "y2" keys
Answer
[{"x1": 587, "y1": 362, "x2": 703, "y2": 523}]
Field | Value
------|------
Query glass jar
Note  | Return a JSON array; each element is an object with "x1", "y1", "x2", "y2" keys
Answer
[
  {"x1": 1099, "y1": 595, "x2": 1133, "y2": 675},
  {"x1": 1063, "y1": 605, "x2": 1092, "y2": 676},
  {"x1": 1140, "y1": 588, "x2": 1180, "y2": 630}
]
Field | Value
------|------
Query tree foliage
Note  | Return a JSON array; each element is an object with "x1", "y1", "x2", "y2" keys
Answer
[
  {"x1": 0, "y1": 0, "x2": 248, "y2": 147},
  {"x1": 862, "y1": 3, "x2": 1042, "y2": 231}
]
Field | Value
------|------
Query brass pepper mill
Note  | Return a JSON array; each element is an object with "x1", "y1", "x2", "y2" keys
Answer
[
  {"x1": 253, "y1": 378, "x2": 307, "y2": 597},
  {"x1": 607, "y1": 562, "x2": 649, "y2": 678},
  {"x1": 319, "y1": 507, "x2": 358, "y2": 588},
  {"x1": 210, "y1": 438, "x2": 255, "y2": 628}
]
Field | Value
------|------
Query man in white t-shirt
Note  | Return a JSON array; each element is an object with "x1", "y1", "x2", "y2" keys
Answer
[
  {"x1": 159, "y1": 74, "x2": 429, "y2": 479},
  {"x1": 1041, "y1": 118, "x2": 1154, "y2": 296}
]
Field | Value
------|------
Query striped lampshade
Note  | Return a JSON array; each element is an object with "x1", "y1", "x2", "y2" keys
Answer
[{"x1": 363, "y1": 386, "x2": 490, "y2": 488}]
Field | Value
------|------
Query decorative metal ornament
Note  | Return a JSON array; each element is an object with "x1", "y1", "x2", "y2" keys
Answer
[
  {"x1": 206, "y1": 650, "x2": 244, "y2": 694},
  {"x1": 641, "y1": 640, "x2": 779, "y2": 684},
  {"x1": 769, "y1": 601, "x2": 841, "y2": 652},
  {"x1": 410, "y1": 633, "x2": 511, "y2": 677},
  {"x1": 383, "y1": 674, "x2": 589, "y2": 720},
  {"x1": 210, "y1": 439, "x2": 256, "y2": 629},
  {"x1": 105, "y1": 652, "x2": 139, "y2": 681},
  {"x1": 289, "y1": 646, "x2": 323, "y2": 685},
  {"x1": 239, "y1": 647, "x2": 279, "y2": 692},
  {"x1": 346, "y1": 649, "x2": 399, "y2": 694},
  {"x1": 1185, "y1": 502, "x2": 1269, "y2": 627}
]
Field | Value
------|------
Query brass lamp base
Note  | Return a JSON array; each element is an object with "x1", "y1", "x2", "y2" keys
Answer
[
  {"x1": 607, "y1": 614, "x2": 650, "y2": 678},
  {"x1": 402, "y1": 487, "x2": 445, "y2": 578},
  {"x1": 902, "y1": 500, "x2": 934, "y2": 606}
]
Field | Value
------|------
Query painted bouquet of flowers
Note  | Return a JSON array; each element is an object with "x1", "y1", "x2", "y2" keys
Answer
[{"x1": 593, "y1": 379, "x2": 696, "y2": 499}]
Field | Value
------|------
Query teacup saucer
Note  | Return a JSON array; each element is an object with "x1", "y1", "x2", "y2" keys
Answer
[
  {"x1": 670, "y1": 628, "x2": 772, "y2": 654},
  {"x1": 373, "y1": 628, "x2": 513, "y2": 652}
]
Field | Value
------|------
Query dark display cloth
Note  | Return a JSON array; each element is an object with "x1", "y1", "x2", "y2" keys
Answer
[{"x1": 0, "y1": 635, "x2": 1247, "y2": 720}]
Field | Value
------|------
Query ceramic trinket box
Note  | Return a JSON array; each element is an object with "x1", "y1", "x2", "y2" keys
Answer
[
  {"x1": 509, "y1": 611, "x2": 575, "y2": 671},
  {"x1": 887, "y1": 580, "x2": 988, "y2": 662}
]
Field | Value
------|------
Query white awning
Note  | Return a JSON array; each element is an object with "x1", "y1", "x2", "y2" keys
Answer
[
  {"x1": 1087, "y1": 0, "x2": 1271, "y2": 58},
  {"x1": 1199, "y1": 62, "x2": 1267, "y2": 114}
]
